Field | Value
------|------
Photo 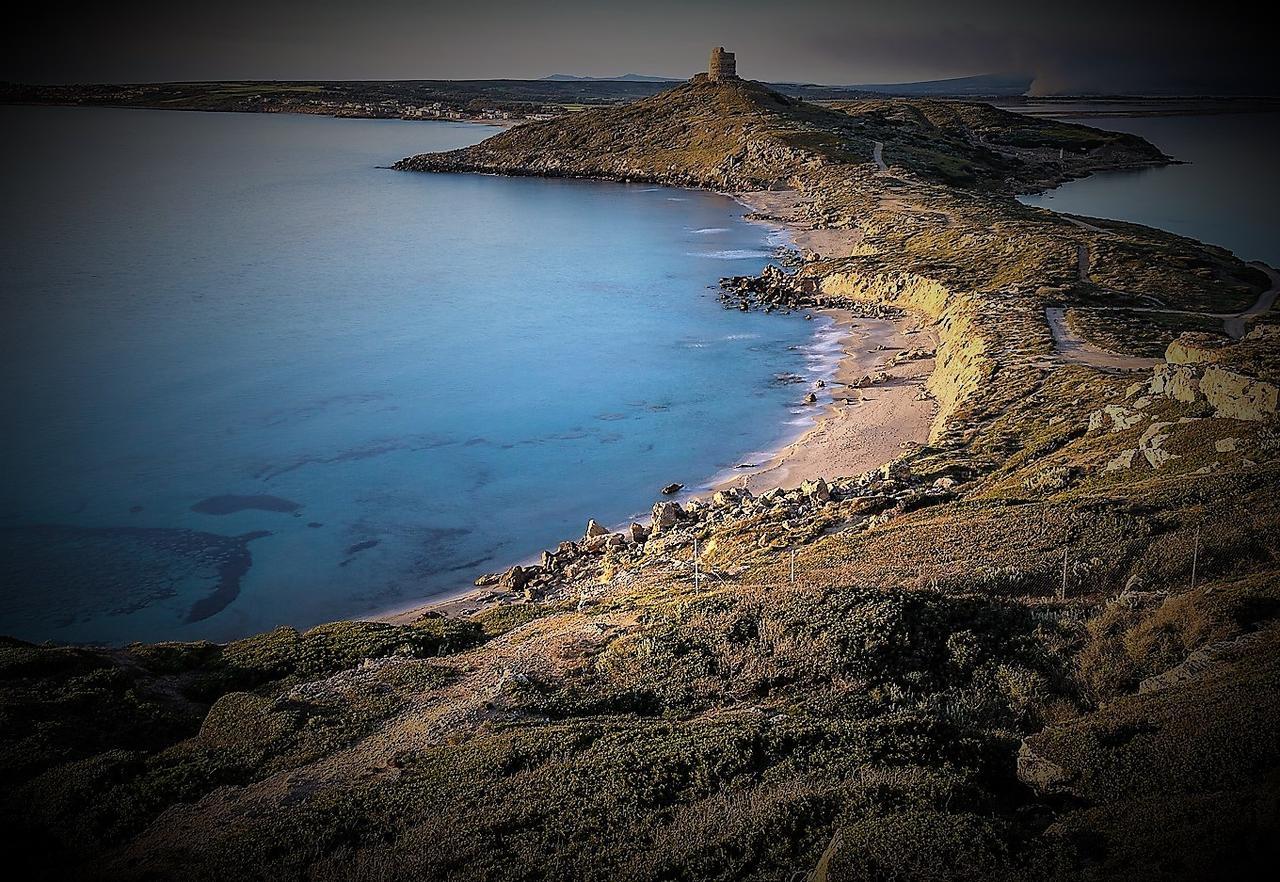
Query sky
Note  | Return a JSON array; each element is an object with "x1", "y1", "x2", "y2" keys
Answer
[{"x1": 6, "y1": 0, "x2": 1277, "y2": 95}]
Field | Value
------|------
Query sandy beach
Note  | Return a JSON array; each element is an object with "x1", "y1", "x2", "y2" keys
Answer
[
  {"x1": 714, "y1": 308, "x2": 937, "y2": 493},
  {"x1": 719, "y1": 190, "x2": 938, "y2": 491}
]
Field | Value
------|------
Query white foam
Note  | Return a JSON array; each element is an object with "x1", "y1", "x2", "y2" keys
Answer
[{"x1": 690, "y1": 249, "x2": 773, "y2": 260}]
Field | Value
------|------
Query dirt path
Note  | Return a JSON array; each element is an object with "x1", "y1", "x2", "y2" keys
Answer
[
  {"x1": 1059, "y1": 215, "x2": 1277, "y2": 340},
  {"x1": 1224, "y1": 263, "x2": 1279, "y2": 339},
  {"x1": 1077, "y1": 243, "x2": 1091, "y2": 282},
  {"x1": 872, "y1": 141, "x2": 888, "y2": 172},
  {"x1": 1044, "y1": 307, "x2": 1161, "y2": 371}
]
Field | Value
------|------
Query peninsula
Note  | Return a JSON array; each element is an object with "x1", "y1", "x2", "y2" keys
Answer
[{"x1": 3, "y1": 50, "x2": 1278, "y2": 882}]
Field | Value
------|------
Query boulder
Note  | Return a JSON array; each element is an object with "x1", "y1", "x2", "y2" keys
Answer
[
  {"x1": 1200, "y1": 367, "x2": 1278, "y2": 422},
  {"x1": 583, "y1": 519, "x2": 609, "y2": 540},
  {"x1": 652, "y1": 500, "x2": 683, "y2": 530},
  {"x1": 1215, "y1": 437, "x2": 1239, "y2": 453},
  {"x1": 660, "y1": 482, "x2": 683, "y2": 495},
  {"x1": 497, "y1": 565, "x2": 529, "y2": 591},
  {"x1": 713, "y1": 488, "x2": 750, "y2": 507},
  {"x1": 627, "y1": 522, "x2": 649, "y2": 544},
  {"x1": 1138, "y1": 421, "x2": 1176, "y2": 468},
  {"x1": 800, "y1": 477, "x2": 831, "y2": 502}
]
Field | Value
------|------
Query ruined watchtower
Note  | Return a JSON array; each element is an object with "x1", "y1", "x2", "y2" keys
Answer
[{"x1": 708, "y1": 47, "x2": 738, "y2": 81}]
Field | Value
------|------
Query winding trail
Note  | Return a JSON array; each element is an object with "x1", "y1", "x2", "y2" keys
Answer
[
  {"x1": 1225, "y1": 263, "x2": 1279, "y2": 339},
  {"x1": 1044, "y1": 307, "x2": 1160, "y2": 372},
  {"x1": 1077, "y1": 243, "x2": 1091, "y2": 282},
  {"x1": 1055, "y1": 214, "x2": 1278, "y2": 345},
  {"x1": 872, "y1": 141, "x2": 888, "y2": 172}
]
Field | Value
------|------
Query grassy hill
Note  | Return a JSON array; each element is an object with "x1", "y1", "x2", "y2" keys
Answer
[{"x1": 396, "y1": 76, "x2": 1166, "y2": 190}]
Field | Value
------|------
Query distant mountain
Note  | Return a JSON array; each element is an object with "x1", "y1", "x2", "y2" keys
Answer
[
  {"x1": 841, "y1": 73, "x2": 1033, "y2": 97},
  {"x1": 542, "y1": 73, "x2": 683, "y2": 82}
]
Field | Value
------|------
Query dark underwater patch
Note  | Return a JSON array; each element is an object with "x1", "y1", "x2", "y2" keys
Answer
[
  {"x1": 191, "y1": 495, "x2": 302, "y2": 515},
  {"x1": 0, "y1": 524, "x2": 271, "y2": 636}
]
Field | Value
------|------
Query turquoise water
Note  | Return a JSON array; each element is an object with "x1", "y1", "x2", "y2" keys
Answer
[
  {"x1": 1019, "y1": 112, "x2": 1280, "y2": 266},
  {"x1": 0, "y1": 106, "x2": 832, "y2": 645}
]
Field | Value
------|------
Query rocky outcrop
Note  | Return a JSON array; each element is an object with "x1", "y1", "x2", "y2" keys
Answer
[
  {"x1": 651, "y1": 500, "x2": 684, "y2": 530},
  {"x1": 1148, "y1": 363, "x2": 1201, "y2": 402},
  {"x1": 1150, "y1": 360, "x2": 1276, "y2": 422},
  {"x1": 1138, "y1": 421, "x2": 1176, "y2": 468},
  {"x1": 1200, "y1": 366, "x2": 1277, "y2": 422}
]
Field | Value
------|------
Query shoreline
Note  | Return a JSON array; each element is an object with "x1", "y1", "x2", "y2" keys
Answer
[{"x1": 381, "y1": 188, "x2": 940, "y2": 624}]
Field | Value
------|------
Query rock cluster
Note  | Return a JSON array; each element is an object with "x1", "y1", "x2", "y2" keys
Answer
[
  {"x1": 468, "y1": 461, "x2": 966, "y2": 604},
  {"x1": 718, "y1": 264, "x2": 901, "y2": 317}
]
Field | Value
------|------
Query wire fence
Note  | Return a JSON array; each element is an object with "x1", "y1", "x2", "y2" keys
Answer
[{"x1": 613, "y1": 515, "x2": 1229, "y2": 608}]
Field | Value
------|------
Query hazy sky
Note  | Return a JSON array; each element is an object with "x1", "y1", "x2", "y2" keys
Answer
[{"x1": 6, "y1": 1, "x2": 1276, "y2": 95}]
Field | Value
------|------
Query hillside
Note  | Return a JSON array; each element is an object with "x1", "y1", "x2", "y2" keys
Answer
[
  {"x1": 395, "y1": 76, "x2": 1166, "y2": 190},
  {"x1": 3, "y1": 74, "x2": 1278, "y2": 881}
]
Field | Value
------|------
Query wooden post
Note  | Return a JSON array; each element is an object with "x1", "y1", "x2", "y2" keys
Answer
[{"x1": 1191, "y1": 526, "x2": 1201, "y2": 592}]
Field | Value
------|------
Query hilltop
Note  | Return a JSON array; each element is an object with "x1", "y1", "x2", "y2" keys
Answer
[
  {"x1": 395, "y1": 76, "x2": 1166, "y2": 190},
  {"x1": 3, "y1": 72, "x2": 1278, "y2": 881}
]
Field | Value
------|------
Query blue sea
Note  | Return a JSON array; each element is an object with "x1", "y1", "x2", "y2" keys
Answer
[{"x1": 0, "y1": 106, "x2": 835, "y2": 645}]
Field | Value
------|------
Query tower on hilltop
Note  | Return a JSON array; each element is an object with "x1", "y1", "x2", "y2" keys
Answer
[{"x1": 708, "y1": 47, "x2": 738, "y2": 82}]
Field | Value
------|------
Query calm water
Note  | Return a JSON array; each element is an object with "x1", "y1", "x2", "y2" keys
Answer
[
  {"x1": 0, "y1": 106, "x2": 832, "y2": 645},
  {"x1": 1019, "y1": 112, "x2": 1280, "y2": 266}
]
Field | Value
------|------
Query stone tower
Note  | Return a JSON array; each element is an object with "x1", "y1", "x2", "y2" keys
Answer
[{"x1": 708, "y1": 47, "x2": 737, "y2": 81}]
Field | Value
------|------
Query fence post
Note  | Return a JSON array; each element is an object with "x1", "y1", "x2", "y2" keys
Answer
[{"x1": 1191, "y1": 526, "x2": 1201, "y2": 592}]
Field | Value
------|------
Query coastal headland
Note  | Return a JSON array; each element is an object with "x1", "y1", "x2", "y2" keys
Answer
[{"x1": 4, "y1": 67, "x2": 1279, "y2": 881}]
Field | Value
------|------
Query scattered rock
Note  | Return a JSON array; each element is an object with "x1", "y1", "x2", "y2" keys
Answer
[
  {"x1": 652, "y1": 500, "x2": 683, "y2": 530},
  {"x1": 1104, "y1": 449, "x2": 1138, "y2": 472},
  {"x1": 660, "y1": 482, "x2": 683, "y2": 495},
  {"x1": 497, "y1": 566, "x2": 529, "y2": 591},
  {"x1": 1088, "y1": 404, "x2": 1145, "y2": 433},
  {"x1": 799, "y1": 477, "x2": 831, "y2": 502},
  {"x1": 1138, "y1": 421, "x2": 1176, "y2": 468},
  {"x1": 1215, "y1": 437, "x2": 1239, "y2": 453},
  {"x1": 583, "y1": 519, "x2": 609, "y2": 540}
]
